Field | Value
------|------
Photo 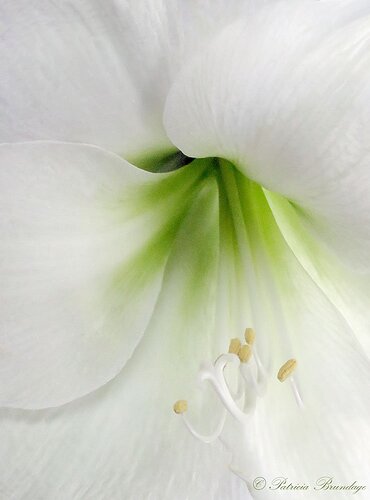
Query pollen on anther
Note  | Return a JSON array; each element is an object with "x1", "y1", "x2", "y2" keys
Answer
[
  {"x1": 173, "y1": 400, "x2": 188, "y2": 414},
  {"x1": 229, "y1": 338, "x2": 241, "y2": 355},
  {"x1": 244, "y1": 327, "x2": 256, "y2": 345},
  {"x1": 238, "y1": 344, "x2": 252, "y2": 363},
  {"x1": 277, "y1": 359, "x2": 297, "y2": 382}
]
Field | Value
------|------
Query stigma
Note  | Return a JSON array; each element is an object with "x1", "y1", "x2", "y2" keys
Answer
[{"x1": 173, "y1": 327, "x2": 304, "y2": 444}]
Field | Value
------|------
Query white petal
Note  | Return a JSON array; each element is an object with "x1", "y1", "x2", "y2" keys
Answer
[
  {"x1": 0, "y1": 0, "x2": 247, "y2": 159},
  {"x1": 265, "y1": 189, "x2": 370, "y2": 357},
  {"x1": 0, "y1": 142, "x2": 210, "y2": 409},
  {"x1": 0, "y1": 170, "x2": 252, "y2": 499},
  {"x1": 164, "y1": 0, "x2": 370, "y2": 267}
]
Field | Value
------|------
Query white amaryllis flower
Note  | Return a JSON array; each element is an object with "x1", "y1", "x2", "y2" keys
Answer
[{"x1": 1, "y1": 0, "x2": 370, "y2": 498}]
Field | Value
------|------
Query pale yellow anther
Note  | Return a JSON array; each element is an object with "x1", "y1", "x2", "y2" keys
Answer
[
  {"x1": 277, "y1": 359, "x2": 297, "y2": 382},
  {"x1": 244, "y1": 327, "x2": 256, "y2": 345},
  {"x1": 173, "y1": 400, "x2": 188, "y2": 414},
  {"x1": 238, "y1": 343, "x2": 253, "y2": 363},
  {"x1": 229, "y1": 338, "x2": 241, "y2": 355}
]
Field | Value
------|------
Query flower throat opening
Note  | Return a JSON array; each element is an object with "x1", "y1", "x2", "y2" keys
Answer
[{"x1": 129, "y1": 149, "x2": 195, "y2": 172}]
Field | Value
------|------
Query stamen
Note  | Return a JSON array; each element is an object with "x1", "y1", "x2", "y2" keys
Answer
[
  {"x1": 201, "y1": 354, "x2": 249, "y2": 424},
  {"x1": 228, "y1": 338, "x2": 241, "y2": 354},
  {"x1": 243, "y1": 327, "x2": 266, "y2": 392},
  {"x1": 173, "y1": 400, "x2": 188, "y2": 414},
  {"x1": 290, "y1": 377, "x2": 304, "y2": 409},
  {"x1": 238, "y1": 344, "x2": 252, "y2": 363},
  {"x1": 277, "y1": 359, "x2": 304, "y2": 409},
  {"x1": 239, "y1": 364, "x2": 258, "y2": 412},
  {"x1": 244, "y1": 327, "x2": 256, "y2": 345},
  {"x1": 181, "y1": 409, "x2": 227, "y2": 444},
  {"x1": 277, "y1": 358, "x2": 297, "y2": 382},
  {"x1": 253, "y1": 350, "x2": 268, "y2": 390},
  {"x1": 224, "y1": 363, "x2": 244, "y2": 401},
  {"x1": 240, "y1": 361, "x2": 259, "y2": 393},
  {"x1": 173, "y1": 328, "x2": 272, "y2": 446}
]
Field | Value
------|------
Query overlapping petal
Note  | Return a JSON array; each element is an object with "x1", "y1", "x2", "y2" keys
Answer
[
  {"x1": 0, "y1": 0, "x2": 247, "y2": 160},
  {"x1": 0, "y1": 142, "x2": 214, "y2": 409},
  {"x1": 164, "y1": 0, "x2": 370, "y2": 267},
  {"x1": 265, "y1": 190, "x2": 370, "y2": 357}
]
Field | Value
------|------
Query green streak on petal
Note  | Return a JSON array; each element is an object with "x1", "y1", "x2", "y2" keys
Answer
[
  {"x1": 100, "y1": 154, "x2": 311, "y2": 344},
  {"x1": 174, "y1": 176, "x2": 220, "y2": 317},
  {"x1": 216, "y1": 159, "x2": 304, "y2": 316},
  {"x1": 105, "y1": 158, "x2": 216, "y2": 311},
  {"x1": 264, "y1": 190, "x2": 330, "y2": 273},
  {"x1": 217, "y1": 159, "x2": 286, "y2": 261},
  {"x1": 111, "y1": 158, "x2": 213, "y2": 222},
  {"x1": 215, "y1": 160, "x2": 245, "y2": 278}
]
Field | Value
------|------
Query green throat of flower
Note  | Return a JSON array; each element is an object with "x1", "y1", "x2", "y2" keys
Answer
[
  {"x1": 122, "y1": 150, "x2": 303, "y2": 436},
  {"x1": 112, "y1": 152, "x2": 289, "y2": 323},
  {"x1": 109, "y1": 150, "x2": 304, "y2": 453}
]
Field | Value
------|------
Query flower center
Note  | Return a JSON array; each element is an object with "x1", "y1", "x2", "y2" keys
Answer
[{"x1": 127, "y1": 149, "x2": 306, "y2": 465}]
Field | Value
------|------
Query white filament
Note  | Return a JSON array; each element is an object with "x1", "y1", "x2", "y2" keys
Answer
[
  {"x1": 199, "y1": 354, "x2": 249, "y2": 424},
  {"x1": 181, "y1": 410, "x2": 227, "y2": 444},
  {"x1": 289, "y1": 376, "x2": 304, "y2": 409}
]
